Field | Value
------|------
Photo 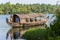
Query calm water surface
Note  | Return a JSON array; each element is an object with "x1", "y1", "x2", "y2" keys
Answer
[
  {"x1": 0, "y1": 14, "x2": 55, "y2": 40},
  {"x1": 0, "y1": 15, "x2": 11, "y2": 40}
]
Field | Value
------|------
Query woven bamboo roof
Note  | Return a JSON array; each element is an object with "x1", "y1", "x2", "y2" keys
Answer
[{"x1": 14, "y1": 13, "x2": 43, "y2": 18}]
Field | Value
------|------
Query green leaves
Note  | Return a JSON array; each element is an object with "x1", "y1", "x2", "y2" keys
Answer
[
  {"x1": 0, "y1": 2, "x2": 57, "y2": 14},
  {"x1": 49, "y1": 8, "x2": 60, "y2": 37},
  {"x1": 23, "y1": 29, "x2": 48, "y2": 40}
]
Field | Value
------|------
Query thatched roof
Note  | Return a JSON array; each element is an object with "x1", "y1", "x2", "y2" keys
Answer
[{"x1": 14, "y1": 13, "x2": 43, "y2": 19}]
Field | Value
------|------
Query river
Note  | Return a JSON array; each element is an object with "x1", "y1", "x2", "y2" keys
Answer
[
  {"x1": 0, "y1": 14, "x2": 55, "y2": 40},
  {"x1": 0, "y1": 15, "x2": 11, "y2": 40}
]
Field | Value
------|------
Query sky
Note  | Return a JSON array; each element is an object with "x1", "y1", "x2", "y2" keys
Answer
[{"x1": 0, "y1": 0, "x2": 60, "y2": 5}]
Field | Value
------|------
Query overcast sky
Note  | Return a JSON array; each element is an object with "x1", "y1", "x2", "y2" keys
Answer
[{"x1": 0, "y1": 0, "x2": 60, "y2": 5}]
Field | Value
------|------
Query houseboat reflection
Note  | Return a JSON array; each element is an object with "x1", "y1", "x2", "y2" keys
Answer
[{"x1": 6, "y1": 13, "x2": 49, "y2": 40}]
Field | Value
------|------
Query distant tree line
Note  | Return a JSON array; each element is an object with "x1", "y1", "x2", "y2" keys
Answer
[{"x1": 0, "y1": 2, "x2": 60, "y2": 14}]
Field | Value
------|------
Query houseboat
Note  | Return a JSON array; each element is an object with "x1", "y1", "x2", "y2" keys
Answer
[{"x1": 6, "y1": 13, "x2": 48, "y2": 29}]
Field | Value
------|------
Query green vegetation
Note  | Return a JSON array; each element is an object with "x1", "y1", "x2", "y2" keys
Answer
[
  {"x1": 48, "y1": 8, "x2": 60, "y2": 39},
  {"x1": 0, "y1": 2, "x2": 59, "y2": 14},
  {"x1": 22, "y1": 8, "x2": 60, "y2": 40},
  {"x1": 46, "y1": 7, "x2": 60, "y2": 40},
  {"x1": 22, "y1": 28, "x2": 60, "y2": 40},
  {"x1": 22, "y1": 29, "x2": 48, "y2": 40},
  {"x1": 0, "y1": 2, "x2": 60, "y2": 40}
]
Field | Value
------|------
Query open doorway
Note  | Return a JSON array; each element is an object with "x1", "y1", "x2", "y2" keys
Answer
[{"x1": 13, "y1": 14, "x2": 20, "y2": 23}]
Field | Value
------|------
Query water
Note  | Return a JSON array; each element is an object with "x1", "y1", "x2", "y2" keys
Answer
[
  {"x1": 46, "y1": 14, "x2": 56, "y2": 27},
  {"x1": 0, "y1": 15, "x2": 26, "y2": 40},
  {"x1": 0, "y1": 14, "x2": 55, "y2": 40},
  {"x1": 0, "y1": 15, "x2": 11, "y2": 40}
]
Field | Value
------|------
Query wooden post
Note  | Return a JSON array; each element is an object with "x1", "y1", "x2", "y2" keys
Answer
[{"x1": 6, "y1": 17, "x2": 8, "y2": 23}]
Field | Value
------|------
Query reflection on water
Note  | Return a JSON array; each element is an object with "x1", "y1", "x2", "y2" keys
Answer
[
  {"x1": 0, "y1": 15, "x2": 26, "y2": 40},
  {"x1": 0, "y1": 15, "x2": 11, "y2": 40},
  {"x1": 0, "y1": 14, "x2": 55, "y2": 40}
]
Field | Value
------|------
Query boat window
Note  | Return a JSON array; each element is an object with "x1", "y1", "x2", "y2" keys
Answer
[
  {"x1": 30, "y1": 18, "x2": 33, "y2": 22},
  {"x1": 15, "y1": 17, "x2": 20, "y2": 22},
  {"x1": 13, "y1": 14, "x2": 20, "y2": 22},
  {"x1": 35, "y1": 18, "x2": 37, "y2": 21},
  {"x1": 36, "y1": 17, "x2": 41, "y2": 21},
  {"x1": 26, "y1": 18, "x2": 29, "y2": 22}
]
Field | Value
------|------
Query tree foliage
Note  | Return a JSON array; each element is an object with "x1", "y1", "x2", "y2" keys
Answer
[
  {"x1": 23, "y1": 29, "x2": 48, "y2": 40},
  {"x1": 0, "y1": 2, "x2": 57, "y2": 14},
  {"x1": 50, "y1": 8, "x2": 60, "y2": 36}
]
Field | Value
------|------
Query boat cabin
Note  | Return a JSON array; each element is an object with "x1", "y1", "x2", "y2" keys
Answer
[
  {"x1": 6, "y1": 13, "x2": 48, "y2": 28},
  {"x1": 6, "y1": 13, "x2": 49, "y2": 37}
]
